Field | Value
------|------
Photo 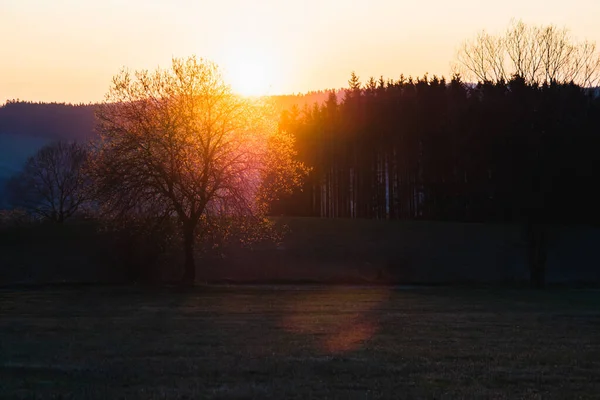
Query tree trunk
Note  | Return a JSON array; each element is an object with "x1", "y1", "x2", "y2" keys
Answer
[
  {"x1": 527, "y1": 223, "x2": 547, "y2": 289},
  {"x1": 181, "y1": 225, "x2": 196, "y2": 285}
]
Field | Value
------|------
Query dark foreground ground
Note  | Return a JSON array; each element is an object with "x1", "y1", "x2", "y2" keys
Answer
[{"x1": 1, "y1": 286, "x2": 599, "y2": 399}]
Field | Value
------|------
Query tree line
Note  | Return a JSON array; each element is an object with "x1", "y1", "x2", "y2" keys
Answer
[
  {"x1": 275, "y1": 21, "x2": 600, "y2": 227},
  {"x1": 455, "y1": 19, "x2": 600, "y2": 87},
  {"x1": 3, "y1": 57, "x2": 307, "y2": 285},
  {"x1": 0, "y1": 101, "x2": 96, "y2": 140},
  {"x1": 4, "y1": 21, "x2": 600, "y2": 287},
  {"x1": 276, "y1": 74, "x2": 600, "y2": 226}
]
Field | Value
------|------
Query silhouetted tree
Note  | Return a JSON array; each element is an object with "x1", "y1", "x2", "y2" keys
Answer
[
  {"x1": 276, "y1": 69, "x2": 600, "y2": 288},
  {"x1": 7, "y1": 141, "x2": 90, "y2": 223},
  {"x1": 92, "y1": 56, "x2": 306, "y2": 285},
  {"x1": 455, "y1": 20, "x2": 600, "y2": 86}
]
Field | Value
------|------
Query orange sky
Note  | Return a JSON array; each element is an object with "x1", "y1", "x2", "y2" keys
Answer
[{"x1": 1, "y1": 0, "x2": 600, "y2": 103}]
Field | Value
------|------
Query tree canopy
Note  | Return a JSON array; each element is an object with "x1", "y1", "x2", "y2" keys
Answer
[
  {"x1": 454, "y1": 20, "x2": 600, "y2": 86},
  {"x1": 92, "y1": 56, "x2": 307, "y2": 283},
  {"x1": 7, "y1": 140, "x2": 90, "y2": 223}
]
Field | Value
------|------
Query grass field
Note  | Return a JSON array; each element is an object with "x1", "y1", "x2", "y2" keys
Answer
[
  {"x1": 1, "y1": 286, "x2": 599, "y2": 399},
  {"x1": 3, "y1": 218, "x2": 600, "y2": 286}
]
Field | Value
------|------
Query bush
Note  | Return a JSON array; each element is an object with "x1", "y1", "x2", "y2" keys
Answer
[{"x1": 0, "y1": 208, "x2": 36, "y2": 229}]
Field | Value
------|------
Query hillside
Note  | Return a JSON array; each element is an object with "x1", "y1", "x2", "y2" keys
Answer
[
  {"x1": 0, "y1": 101, "x2": 97, "y2": 140},
  {"x1": 0, "y1": 102, "x2": 97, "y2": 206},
  {"x1": 0, "y1": 92, "x2": 334, "y2": 207},
  {"x1": 0, "y1": 133, "x2": 54, "y2": 207},
  {"x1": 0, "y1": 91, "x2": 335, "y2": 143}
]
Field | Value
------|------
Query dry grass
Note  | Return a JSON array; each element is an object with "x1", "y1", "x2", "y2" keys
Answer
[{"x1": 1, "y1": 286, "x2": 599, "y2": 399}]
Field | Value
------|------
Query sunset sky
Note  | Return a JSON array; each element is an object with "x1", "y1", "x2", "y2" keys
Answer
[{"x1": 1, "y1": 0, "x2": 599, "y2": 103}]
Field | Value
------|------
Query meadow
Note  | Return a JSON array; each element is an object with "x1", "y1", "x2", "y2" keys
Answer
[
  {"x1": 1, "y1": 286, "x2": 599, "y2": 399},
  {"x1": 2, "y1": 218, "x2": 600, "y2": 286}
]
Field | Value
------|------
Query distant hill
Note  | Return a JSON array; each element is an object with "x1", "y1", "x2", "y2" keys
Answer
[
  {"x1": 0, "y1": 92, "x2": 338, "y2": 208},
  {"x1": 0, "y1": 134, "x2": 53, "y2": 208},
  {"x1": 0, "y1": 101, "x2": 97, "y2": 140},
  {"x1": 0, "y1": 91, "x2": 337, "y2": 142},
  {"x1": 0, "y1": 102, "x2": 97, "y2": 208},
  {"x1": 269, "y1": 90, "x2": 344, "y2": 112}
]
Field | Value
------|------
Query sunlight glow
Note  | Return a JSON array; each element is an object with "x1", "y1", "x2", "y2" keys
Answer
[
  {"x1": 223, "y1": 48, "x2": 280, "y2": 97},
  {"x1": 280, "y1": 288, "x2": 390, "y2": 354},
  {"x1": 2, "y1": 0, "x2": 600, "y2": 103}
]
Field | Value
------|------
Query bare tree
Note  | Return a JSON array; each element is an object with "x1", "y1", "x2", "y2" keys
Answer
[
  {"x1": 568, "y1": 40, "x2": 600, "y2": 87},
  {"x1": 505, "y1": 20, "x2": 543, "y2": 82},
  {"x1": 454, "y1": 30, "x2": 507, "y2": 83},
  {"x1": 538, "y1": 25, "x2": 573, "y2": 83},
  {"x1": 7, "y1": 141, "x2": 90, "y2": 223},
  {"x1": 455, "y1": 20, "x2": 600, "y2": 86},
  {"x1": 92, "y1": 56, "x2": 307, "y2": 284}
]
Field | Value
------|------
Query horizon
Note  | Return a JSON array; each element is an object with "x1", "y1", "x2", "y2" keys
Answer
[
  {"x1": 2, "y1": 1, "x2": 600, "y2": 395},
  {"x1": 2, "y1": 0, "x2": 600, "y2": 104}
]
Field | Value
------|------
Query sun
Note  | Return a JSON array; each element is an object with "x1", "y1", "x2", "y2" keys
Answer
[{"x1": 224, "y1": 49, "x2": 279, "y2": 97}]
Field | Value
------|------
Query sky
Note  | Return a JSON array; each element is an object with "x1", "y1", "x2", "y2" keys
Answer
[{"x1": 1, "y1": 0, "x2": 600, "y2": 103}]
